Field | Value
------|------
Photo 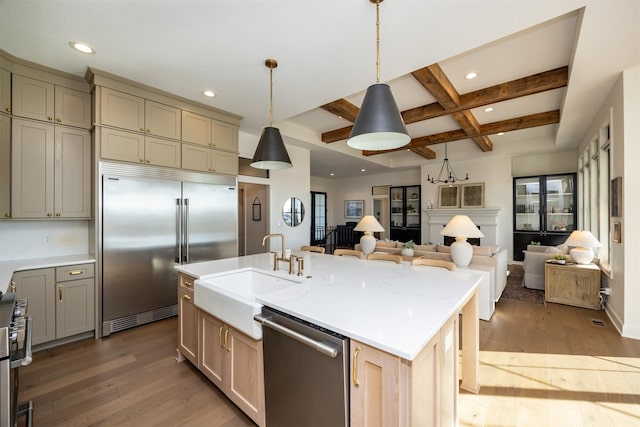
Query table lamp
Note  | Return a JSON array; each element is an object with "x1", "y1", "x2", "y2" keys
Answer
[
  {"x1": 564, "y1": 230, "x2": 601, "y2": 264},
  {"x1": 439, "y1": 215, "x2": 484, "y2": 267},
  {"x1": 354, "y1": 215, "x2": 385, "y2": 255}
]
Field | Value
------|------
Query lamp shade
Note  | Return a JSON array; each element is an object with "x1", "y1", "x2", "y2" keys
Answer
[
  {"x1": 354, "y1": 215, "x2": 385, "y2": 256},
  {"x1": 347, "y1": 84, "x2": 411, "y2": 150},
  {"x1": 439, "y1": 215, "x2": 484, "y2": 239},
  {"x1": 565, "y1": 230, "x2": 601, "y2": 264},
  {"x1": 250, "y1": 126, "x2": 292, "y2": 170}
]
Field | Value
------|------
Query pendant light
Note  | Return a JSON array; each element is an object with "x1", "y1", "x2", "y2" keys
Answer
[
  {"x1": 251, "y1": 58, "x2": 292, "y2": 170},
  {"x1": 347, "y1": 0, "x2": 410, "y2": 151},
  {"x1": 427, "y1": 143, "x2": 469, "y2": 184}
]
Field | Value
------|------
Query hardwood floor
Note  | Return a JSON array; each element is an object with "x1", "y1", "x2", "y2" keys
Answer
[
  {"x1": 18, "y1": 298, "x2": 640, "y2": 426},
  {"x1": 17, "y1": 319, "x2": 255, "y2": 427}
]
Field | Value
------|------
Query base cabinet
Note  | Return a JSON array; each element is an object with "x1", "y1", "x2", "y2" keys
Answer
[
  {"x1": 12, "y1": 263, "x2": 95, "y2": 346},
  {"x1": 177, "y1": 274, "x2": 265, "y2": 427},
  {"x1": 350, "y1": 312, "x2": 458, "y2": 427}
]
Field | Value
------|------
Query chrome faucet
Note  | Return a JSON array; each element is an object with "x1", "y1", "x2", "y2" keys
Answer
[{"x1": 262, "y1": 233, "x2": 288, "y2": 271}]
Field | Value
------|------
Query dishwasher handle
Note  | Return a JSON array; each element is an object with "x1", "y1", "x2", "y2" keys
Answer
[{"x1": 254, "y1": 314, "x2": 340, "y2": 358}]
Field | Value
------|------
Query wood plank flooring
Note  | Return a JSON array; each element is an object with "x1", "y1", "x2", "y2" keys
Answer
[{"x1": 17, "y1": 297, "x2": 640, "y2": 426}]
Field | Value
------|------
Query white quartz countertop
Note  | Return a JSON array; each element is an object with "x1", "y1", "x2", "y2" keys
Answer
[
  {"x1": 1, "y1": 254, "x2": 95, "y2": 294},
  {"x1": 176, "y1": 252, "x2": 480, "y2": 360}
]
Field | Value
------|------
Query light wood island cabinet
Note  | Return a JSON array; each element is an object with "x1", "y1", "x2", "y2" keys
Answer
[
  {"x1": 545, "y1": 262, "x2": 601, "y2": 309},
  {"x1": 12, "y1": 74, "x2": 91, "y2": 129},
  {"x1": 12, "y1": 119, "x2": 91, "y2": 219},
  {"x1": 178, "y1": 274, "x2": 198, "y2": 365}
]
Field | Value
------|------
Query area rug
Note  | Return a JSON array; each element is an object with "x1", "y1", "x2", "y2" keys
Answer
[{"x1": 500, "y1": 264, "x2": 545, "y2": 305}]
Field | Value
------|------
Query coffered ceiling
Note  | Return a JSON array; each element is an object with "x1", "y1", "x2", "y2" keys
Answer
[{"x1": 1, "y1": 1, "x2": 638, "y2": 178}]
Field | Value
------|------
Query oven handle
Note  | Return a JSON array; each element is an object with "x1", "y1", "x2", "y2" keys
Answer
[
  {"x1": 10, "y1": 316, "x2": 32, "y2": 368},
  {"x1": 254, "y1": 314, "x2": 340, "y2": 358}
]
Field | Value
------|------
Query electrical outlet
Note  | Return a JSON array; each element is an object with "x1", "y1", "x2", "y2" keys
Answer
[{"x1": 43, "y1": 233, "x2": 52, "y2": 245}]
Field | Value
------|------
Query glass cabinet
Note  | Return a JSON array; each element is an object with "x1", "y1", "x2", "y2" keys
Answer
[
  {"x1": 390, "y1": 185, "x2": 421, "y2": 243},
  {"x1": 513, "y1": 173, "x2": 576, "y2": 260}
]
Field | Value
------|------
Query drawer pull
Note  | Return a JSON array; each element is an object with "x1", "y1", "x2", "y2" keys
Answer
[
  {"x1": 59, "y1": 285, "x2": 63, "y2": 301},
  {"x1": 182, "y1": 294, "x2": 191, "y2": 301},
  {"x1": 224, "y1": 327, "x2": 230, "y2": 352},
  {"x1": 219, "y1": 325, "x2": 224, "y2": 348},
  {"x1": 10, "y1": 281, "x2": 16, "y2": 293},
  {"x1": 68, "y1": 270, "x2": 83, "y2": 275},
  {"x1": 353, "y1": 347, "x2": 360, "y2": 388},
  {"x1": 183, "y1": 281, "x2": 193, "y2": 288}
]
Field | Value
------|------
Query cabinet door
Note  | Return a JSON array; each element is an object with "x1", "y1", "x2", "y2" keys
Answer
[
  {"x1": 100, "y1": 127, "x2": 145, "y2": 164},
  {"x1": 13, "y1": 268, "x2": 56, "y2": 346},
  {"x1": 198, "y1": 311, "x2": 225, "y2": 388},
  {"x1": 100, "y1": 87, "x2": 145, "y2": 132},
  {"x1": 54, "y1": 86, "x2": 91, "y2": 129},
  {"x1": 178, "y1": 288, "x2": 198, "y2": 365},
  {"x1": 350, "y1": 340, "x2": 401, "y2": 427},
  {"x1": 211, "y1": 150, "x2": 238, "y2": 175},
  {"x1": 0, "y1": 114, "x2": 10, "y2": 219},
  {"x1": 182, "y1": 110, "x2": 211, "y2": 146},
  {"x1": 145, "y1": 137, "x2": 181, "y2": 168},
  {"x1": 56, "y1": 278, "x2": 95, "y2": 338},
  {"x1": 11, "y1": 119, "x2": 55, "y2": 218},
  {"x1": 212, "y1": 120, "x2": 237, "y2": 152},
  {"x1": 55, "y1": 127, "x2": 91, "y2": 218},
  {"x1": 182, "y1": 143, "x2": 211, "y2": 172},
  {"x1": 0, "y1": 68, "x2": 10, "y2": 114},
  {"x1": 145, "y1": 100, "x2": 181, "y2": 139},
  {"x1": 227, "y1": 328, "x2": 265, "y2": 426},
  {"x1": 12, "y1": 75, "x2": 55, "y2": 122}
]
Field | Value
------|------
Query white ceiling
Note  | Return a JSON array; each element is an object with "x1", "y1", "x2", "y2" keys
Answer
[{"x1": 1, "y1": 0, "x2": 638, "y2": 178}]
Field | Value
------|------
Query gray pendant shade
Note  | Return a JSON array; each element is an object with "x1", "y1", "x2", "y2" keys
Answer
[
  {"x1": 250, "y1": 126, "x2": 292, "y2": 170},
  {"x1": 347, "y1": 83, "x2": 411, "y2": 150}
]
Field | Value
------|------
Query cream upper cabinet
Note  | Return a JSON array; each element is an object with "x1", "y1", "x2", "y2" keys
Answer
[
  {"x1": 12, "y1": 119, "x2": 90, "y2": 219},
  {"x1": 100, "y1": 87, "x2": 145, "y2": 132},
  {"x1": 12, "y1": 75, "x2": 91, "y2": 128},
  {"x1": 100, "y1": 127, "x2": 180, "y2": 168},
  {"x1": 182, "y1": 110, "x2": 237, "y2": 152},
  {"x1": 0, "y1": 115, "x2": 10, "y2": 218},
  {"x1": 182, "y1": 143, "x2": 238, "y2": 175},
  {"x1": 100, "y1": 87, "x2": 181, "y2": 139},
  {"x1": 0, "y1": 68, "x2": 10, "y2": 114},
  {"x1": 54, "y1": 86, "x2": 92, "y2": 128},
  {"x1": 145, "y1": 100, "x2": 181, "y2": 139}
]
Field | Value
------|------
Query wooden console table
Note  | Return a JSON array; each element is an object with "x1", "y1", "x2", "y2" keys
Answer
[{"x1": 544, "y1": 262, "x2": 601, "y2": 310}]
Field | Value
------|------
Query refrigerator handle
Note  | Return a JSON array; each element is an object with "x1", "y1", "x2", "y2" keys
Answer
[
  {"x1": 176, "y1": 198, "x2": 182, "y2": 263},
  {"x1": 184, "y1": 198, "x2": 190, "y2": 264}
]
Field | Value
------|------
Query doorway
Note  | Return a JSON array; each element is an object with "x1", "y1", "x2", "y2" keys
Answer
[
  {"x1": 310, "y1": 191, "x2": 327, "y2": 246},
  {"x1": 373, "y1": 197, "x2": 389, "y2": 240},
  {"x1": 238, "y1": 183, "x2": 269, "y2": 255}
]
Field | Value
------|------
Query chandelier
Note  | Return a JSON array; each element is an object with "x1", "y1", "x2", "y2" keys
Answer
[{"x1": 427, "y1": 143, "x2": 469, "y2": 184}]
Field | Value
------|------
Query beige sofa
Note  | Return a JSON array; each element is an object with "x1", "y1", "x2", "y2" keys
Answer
[
  {"x1": 355, "y1": 241, "x2": 509, "y2": 303},
  {"x1": 522, "y1": 244, "x2": 572, "y2": 290}
]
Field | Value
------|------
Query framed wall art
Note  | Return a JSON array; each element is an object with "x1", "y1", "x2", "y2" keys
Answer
[
  {"x1": 344, "y1": 200, "x2": 364, "y2": 219},
  {"x1": 438, "y1": 185, "x2": 459, "y2": 208},
  {"x1": 461, "y1": 182, "x2": 485, "y2": 208}
]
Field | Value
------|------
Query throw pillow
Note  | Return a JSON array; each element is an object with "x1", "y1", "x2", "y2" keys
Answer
[
  {"x1": 472, "y1": 246, "x2": 493, "y2": 257},
  {"x1": 437, "y1": 244, "x2": 451, "y2": 253}
]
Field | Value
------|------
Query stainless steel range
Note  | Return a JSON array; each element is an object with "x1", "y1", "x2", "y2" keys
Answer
[{"x1": 0, "y1": 292, "x2": 33, "y2": 426}]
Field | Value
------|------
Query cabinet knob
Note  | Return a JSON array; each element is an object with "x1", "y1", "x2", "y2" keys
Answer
[
  {"x1": 4, "y1": 213, "x2": 10, "y2": 218},
  {"x1": 211, "y1": 143, "x2": 216, "y2": 147},
  {"x1": 5, "y1": 107, "x2": 10, "y2": 113},
  {"x1": 48, "y1": 116, "x2": 53, "y2": 121},
  {"x1": 56, "y1": 118, "x2": 62, "y2": 123},
  {"x1": 139, "y1": 159, "x2": 145, "y2": 163},
  {"x1": 47, "y1": 212, "x2": 53, "y2": 217},
  {"x1": 55, "y1": 213, "x2": 61, "y2": 217},
  {"x1": 146, "y1": 129, "x2": 150, "y2": 133},
  {"x1": 208, "y1": 143, "x2": 212, "y2": 147},
  {"x1": 145, "y1": 160, "x2": 150, "y2": 164}
]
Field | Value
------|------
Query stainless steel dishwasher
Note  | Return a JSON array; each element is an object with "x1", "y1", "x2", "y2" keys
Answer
[{"x1": 255, "y1": 307, "x2": 349, "y2": 427}]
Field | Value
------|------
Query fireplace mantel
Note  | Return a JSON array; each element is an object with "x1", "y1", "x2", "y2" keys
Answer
[{"x1": 425, "y1": 208, "x2": 503, "y2": 247}]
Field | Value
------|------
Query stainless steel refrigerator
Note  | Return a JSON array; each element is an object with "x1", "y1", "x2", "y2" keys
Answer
[{"x1": 100, "y1": 165, "x2": 237, "y2": 336}]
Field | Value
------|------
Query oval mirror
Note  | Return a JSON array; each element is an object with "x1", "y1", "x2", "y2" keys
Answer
[{"x1": 282, "y1": 197, "x2": 305, "y2": 227}]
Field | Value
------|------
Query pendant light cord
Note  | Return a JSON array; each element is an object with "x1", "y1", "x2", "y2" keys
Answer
[
  {"x1": 269, "y1": 66, "x2": 274, "y2": 126},
  {"x1": 375, "y1": 1, "x2": 381, "y2": 83}
]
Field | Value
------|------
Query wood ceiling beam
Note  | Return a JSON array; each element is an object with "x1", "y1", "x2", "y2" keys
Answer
[
  {"x1": 321, "y1": 66, "x2": 567, "y2": 143},
  {"x1": 362, "y1": 110, "x2": 559, "y2": 156},
  {"x1": 409, "y1": 146, "x2": 437, "y2": 160},
  {"x1": 412, "y1": 64, "x2": 492, "y2": 152},
  {"x1": 320, "y1": 99, "x2": 359, "y2": 123}
]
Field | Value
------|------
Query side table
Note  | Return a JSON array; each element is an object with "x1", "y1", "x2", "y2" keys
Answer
[{"x1": 544, "y1": 262, "x2": 601, "y2": 309}]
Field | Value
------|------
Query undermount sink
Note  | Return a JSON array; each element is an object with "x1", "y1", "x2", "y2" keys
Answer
[{"x1": 194, "y1": 268, "x2": 301, "y2": 339}]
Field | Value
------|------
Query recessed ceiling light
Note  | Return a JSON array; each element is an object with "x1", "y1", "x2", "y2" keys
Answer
[
  {"x1": 465, "y1": 72, "x2": 478, "y2": 80},
  {"x1": 203, "y1": 90, "x2": 216, "y2": 98},
  {"x1": 330, "y1": 173, "x2": 335, "y2": 176},
  {"x1": 69, "y1": 41, "x2": 95, "y2": 54},
  {"x1": 337, "y1": 115, "x2": 343, "y2": 120},
  {"x1": 361, "y1": 168, "x2": 366, "y2": 172},
  {"x1": 497, "y1": 132, "x2": 505, "y2": 136},
  {"x1": 484, "y1": 107, "x2": 494, "y2": 112}
]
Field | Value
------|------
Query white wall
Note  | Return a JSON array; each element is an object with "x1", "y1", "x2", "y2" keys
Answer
[
  {"x1": 238, "y1": 131, "x2": 311, "y2": 254},
  {"x1": 0, "y1": 220, "x2": 89, "y2": 260},
  {"x1": 511, "y1": 151, "x2": 578, "y2": 176}
]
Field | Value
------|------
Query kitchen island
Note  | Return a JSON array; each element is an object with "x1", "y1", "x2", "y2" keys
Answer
[{"x1": 176, "y1": 252, "x2": 480, "y2": 426}]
